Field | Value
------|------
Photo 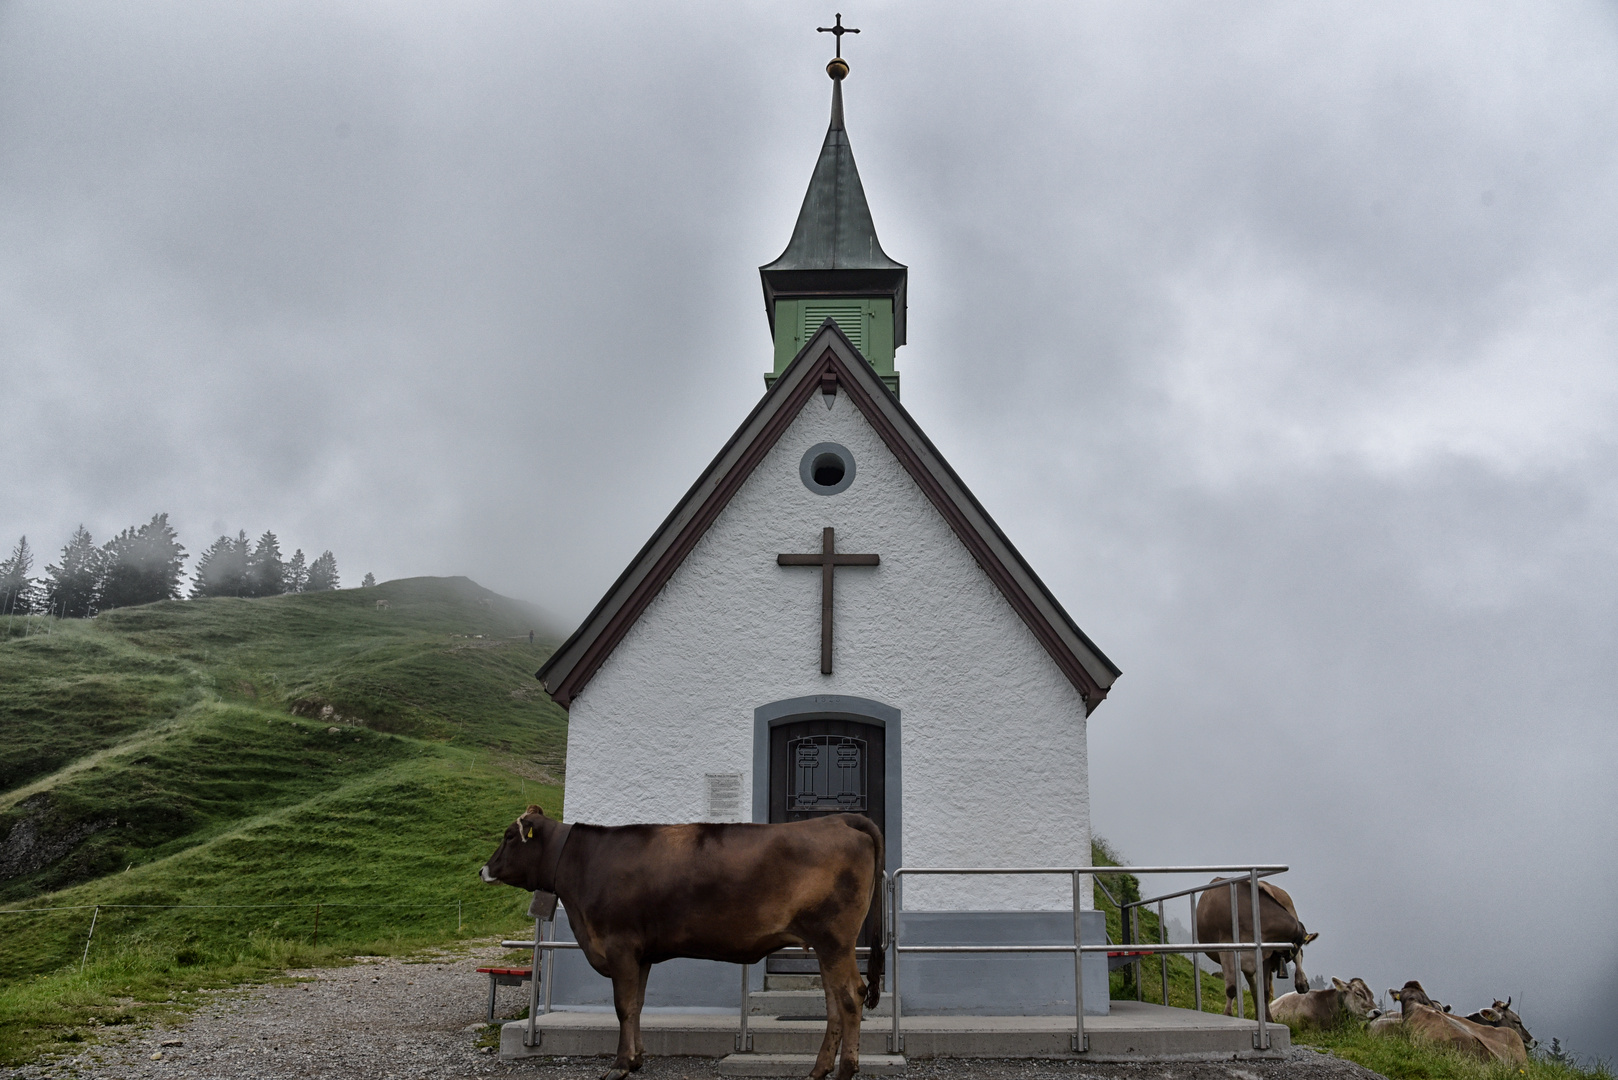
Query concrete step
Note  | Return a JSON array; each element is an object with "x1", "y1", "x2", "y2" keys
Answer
[
  {"x1": 500, "y1": 1002, "x2": 1291, "y2": 1062},
  {"x1": 718, "y1": 1053, "x2": 906, "y2": 1076},
  {"x1": 747, "y1": 990, "x2": 892, "y2": 1018},
  {"x1": 762, "y1": 974, "x2": 821, "y2": 991}
]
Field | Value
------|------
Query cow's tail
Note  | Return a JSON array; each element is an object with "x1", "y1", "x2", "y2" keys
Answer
[{"x1": 849, "y1": 815, "x2": 886, "y2": 1011}]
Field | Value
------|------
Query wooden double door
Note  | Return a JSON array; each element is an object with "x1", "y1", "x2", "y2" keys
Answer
[{"x1": 767, "y1": 718, "x2": 885, "y2": 976}]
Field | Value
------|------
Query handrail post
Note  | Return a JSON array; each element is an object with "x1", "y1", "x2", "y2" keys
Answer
[
  {"x1": 1158, "y1": 898, "x2": 1169, "y2": 1005},
  {"x1": 737, "y1": 963, "x2": 752, "y2": 1052},
  {"x1": 1131, "y1": 905, "x2": 1141, "y2": 1001},
  {"x1": 1249, "y1": 869, "x2": 1268, "y2": 1049},
  {"x1": 542, "y1": 915, "x2": 556, "y2": 1016},
  {"x1": 525, "y1": 916, "x2": 542, "y2": 1047},
  {"x1": 1071, "y1": 870, "x2": 1086, "y2": 1052},
  {"x1": 890, "y1": 871, "x2": 902, "y2": 1054},
  {"x1": 1190, "y1": 891, "x2": 1202, "y2": 1012},
  {"x1": 1229, "y1": 880, "x2": 1242, "y2": 1021}
]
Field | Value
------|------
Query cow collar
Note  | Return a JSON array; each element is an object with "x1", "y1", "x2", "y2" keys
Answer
[{"x1": 537, "y1": 821, "x2": 573, "y2": 895}]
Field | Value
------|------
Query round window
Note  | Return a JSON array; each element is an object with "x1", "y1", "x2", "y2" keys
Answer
[{"x1": 799, "y1": 442, "x2": 855, "y2": 496}]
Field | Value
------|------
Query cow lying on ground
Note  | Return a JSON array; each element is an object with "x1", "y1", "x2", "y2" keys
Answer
[
  {"x1": 1465, "y1": 997, "x2": 1535, "y2": 1051},
  {"x1": 1376, "y1": 980, "x2": 1527, "y2": 1064},
  {"x1": 480, "y1": 807, "x2": 884, "y2": 1080},
  {"x1": 1195, "y1": 878, "x2": 1318, "y2": 1016},
  {"x1": 1270, "y1": 976, "x2": 1379, "y2": 1028}
]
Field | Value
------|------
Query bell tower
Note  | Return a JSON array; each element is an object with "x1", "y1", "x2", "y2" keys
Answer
[{"x1": 760, "y1": 33, "x2": 907, "y2": 398}]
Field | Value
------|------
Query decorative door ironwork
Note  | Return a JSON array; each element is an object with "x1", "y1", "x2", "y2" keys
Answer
[
  {"x1": 769, "y1": 718, "x2": 883, "y2": 832},
  {"x1": 790, "y1": 735, "x2": 867, "y2": 814}
]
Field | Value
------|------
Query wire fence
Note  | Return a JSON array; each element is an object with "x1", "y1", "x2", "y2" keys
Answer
[{"x1": 0, "y1": 897, "x2": 525, "y2": 974}]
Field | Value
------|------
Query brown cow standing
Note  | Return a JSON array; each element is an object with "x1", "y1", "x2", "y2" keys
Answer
[
  {"x1": 1194, "y1": 878, "x2": 1317, "y2": 1016},
  {"x1": 480, "y1": 807, "x2": 884, "y2": 1080}
]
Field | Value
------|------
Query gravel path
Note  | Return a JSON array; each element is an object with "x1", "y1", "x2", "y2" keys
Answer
[{"x1": 7, "y1": 945, "x2": 1385, "y2": 1080}]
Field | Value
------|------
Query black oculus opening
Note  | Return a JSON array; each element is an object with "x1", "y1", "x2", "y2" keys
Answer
[
  {"x1": 812, "y1": 454, "x2": 846, "y2": 487},
  {"x1": 799, "y1": 442, "x2": 855, "y2": 496}
]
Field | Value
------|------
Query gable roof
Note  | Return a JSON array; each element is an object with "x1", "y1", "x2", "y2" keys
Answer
[{"x1": 536, "y1": 322, "x2": 1121, "y2": 714}]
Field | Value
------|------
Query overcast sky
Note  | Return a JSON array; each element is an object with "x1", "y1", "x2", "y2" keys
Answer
[{"x1": 4, "y1": 1, "x2": 1615, "y2": 1058}]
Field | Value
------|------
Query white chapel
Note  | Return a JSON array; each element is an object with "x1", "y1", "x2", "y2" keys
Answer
[{"x1": 536, "y1": 54, "x2": 1120, "y2": 1015}]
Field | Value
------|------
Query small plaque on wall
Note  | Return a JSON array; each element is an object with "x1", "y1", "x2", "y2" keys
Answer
[{"x1": 706, "y1": 773, "x2": 743, "y2": 820}]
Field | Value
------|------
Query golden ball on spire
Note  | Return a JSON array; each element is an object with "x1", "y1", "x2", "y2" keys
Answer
[{"x1": 826, "y1": 57, "x2": 849, "y2": 80}]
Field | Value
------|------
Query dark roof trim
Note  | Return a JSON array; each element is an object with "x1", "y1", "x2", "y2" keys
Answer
[{"x1": 537, "y1": 321, "x2": 1120, "y2": 713}]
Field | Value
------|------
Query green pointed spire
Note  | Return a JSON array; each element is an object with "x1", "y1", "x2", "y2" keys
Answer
[{"x1": 761, "y1": 64, "x2": 907, "y2": 397}]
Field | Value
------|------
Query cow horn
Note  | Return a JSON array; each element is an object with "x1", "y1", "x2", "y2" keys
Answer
[{"x1": 515, "y1": 817, "x2": 528, "y2": 841}]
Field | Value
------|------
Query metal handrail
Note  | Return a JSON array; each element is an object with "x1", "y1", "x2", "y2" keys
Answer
[
  {"x1": 501, "y1": 924, "x2": 583, "y2": 1047},
  {"x1": 500, "y1": 879, "x2": 894, "y2": 1055},
  {"x1": 1116, "y1": 870, "x2": 1288, "y2": 1033},
  {"x1": 888, "y1": 864, "x2": 1288, "y2": 1054},
  {"x1": 498, "y1": 938, "x2": 582, "y2": 949}
]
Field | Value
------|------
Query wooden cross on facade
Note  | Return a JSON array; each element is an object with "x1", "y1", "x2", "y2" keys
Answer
[{"x1": 778, "y1": 526, "x2": 879, "y2": 675}]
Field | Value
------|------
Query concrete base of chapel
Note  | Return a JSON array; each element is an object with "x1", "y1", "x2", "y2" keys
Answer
[{"x1": 499, "y1": 1001, "x2": 1291, "y2": 1062}]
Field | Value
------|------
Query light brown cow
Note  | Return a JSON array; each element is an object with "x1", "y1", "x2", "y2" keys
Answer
[
  {"x1": 480, "y1": 807, "x2": 883, "y2": 1080},
  {"x1": 1270, "y1": 977, "x2": 1379, "y2": 1028},
  {"x1": 1195, "y1": 879, "x2": 1317, "y2": 1016},
  {"x1": 1380, "y1": 981, "x2": 1527, "y2": 1064}
]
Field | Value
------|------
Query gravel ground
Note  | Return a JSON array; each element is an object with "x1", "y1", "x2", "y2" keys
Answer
[{"x1": 6, "y1": 946, "x2": 1385, "y2": 1080}]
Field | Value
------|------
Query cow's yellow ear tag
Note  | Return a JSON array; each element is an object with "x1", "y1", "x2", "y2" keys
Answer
[{"x1": 526, "y1": 827, "x2": 534, "y2": 839}]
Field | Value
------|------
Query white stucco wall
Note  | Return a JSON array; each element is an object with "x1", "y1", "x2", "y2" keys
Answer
[{"x1": 561, "y1": 390, "x2": 1095, "y2": 911}]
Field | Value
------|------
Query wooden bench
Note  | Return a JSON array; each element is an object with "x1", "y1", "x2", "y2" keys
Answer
[{"x1": 476, "y1": 966, "x2": 533, "y2": 1022}]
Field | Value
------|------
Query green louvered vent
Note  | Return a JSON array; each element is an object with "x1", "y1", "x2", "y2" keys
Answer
[{"x1": 802, "y1": 303, "x2": 865, "y2": 352}]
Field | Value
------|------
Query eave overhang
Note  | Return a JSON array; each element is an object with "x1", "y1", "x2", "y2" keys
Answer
[{"x1": 537, "y1": 321, "x2": 1120, "y2": 714}]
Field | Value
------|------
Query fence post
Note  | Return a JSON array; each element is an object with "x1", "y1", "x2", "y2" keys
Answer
[{"x1": 80, "y1": 906, "x2": 100, "y2": 972}]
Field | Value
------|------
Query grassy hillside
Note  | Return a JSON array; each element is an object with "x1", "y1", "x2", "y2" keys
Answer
[{"x1": 0, "y1": 577, "x2": 567, "y2": 1063}]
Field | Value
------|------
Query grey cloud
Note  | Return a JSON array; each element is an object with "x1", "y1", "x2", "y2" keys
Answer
[{"x1": 3, "y1": 0, "x2": 1614, "y2": 1056}]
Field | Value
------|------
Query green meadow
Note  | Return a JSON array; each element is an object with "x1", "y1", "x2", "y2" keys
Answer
[
  {"x1": 0, "y1": 577, "x2": 564, "y2": 1064},
  {"x1": 3, "y1": 578, "x2": 1608, "y2": 1080}
]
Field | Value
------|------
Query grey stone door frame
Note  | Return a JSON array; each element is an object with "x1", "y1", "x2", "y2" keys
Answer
[{"x1": 753, "y1": 694, "x2": 900, "y2": 877}]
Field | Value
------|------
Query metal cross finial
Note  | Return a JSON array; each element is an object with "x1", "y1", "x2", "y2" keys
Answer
[{"x1": 817, "y1": 13, "x2": 859, "y2": 59}]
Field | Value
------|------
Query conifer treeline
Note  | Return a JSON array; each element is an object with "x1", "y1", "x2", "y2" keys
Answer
[{"x1": 0, "y1": 514, "x2": 355, "y2": 618}]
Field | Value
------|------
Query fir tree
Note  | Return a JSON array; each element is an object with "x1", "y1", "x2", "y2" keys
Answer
[
  {"x1": 191, "y1": 531, "x2": 251, "y2": 598},
  {"x1": 99, "y1": 513, "x2": 187, "y2": 610},
  {"x1": 305, "y1": 550, "x2": 339, "y2": 592},
  {"x1": 286, "y1": 549, "x2": 308, "y2": 593},
  {"x1": 44, "y1": 527, "x2": 103, "y2": 617},
  {"x1": 0, "y1": 536, "x2": 39, "y2": 616},
  {"x1": 361, "y1": 572, "x2": 376, "y2": 587},
  {"x1": 246, "y1": 531, "x2": 286, "y2": 597}
]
